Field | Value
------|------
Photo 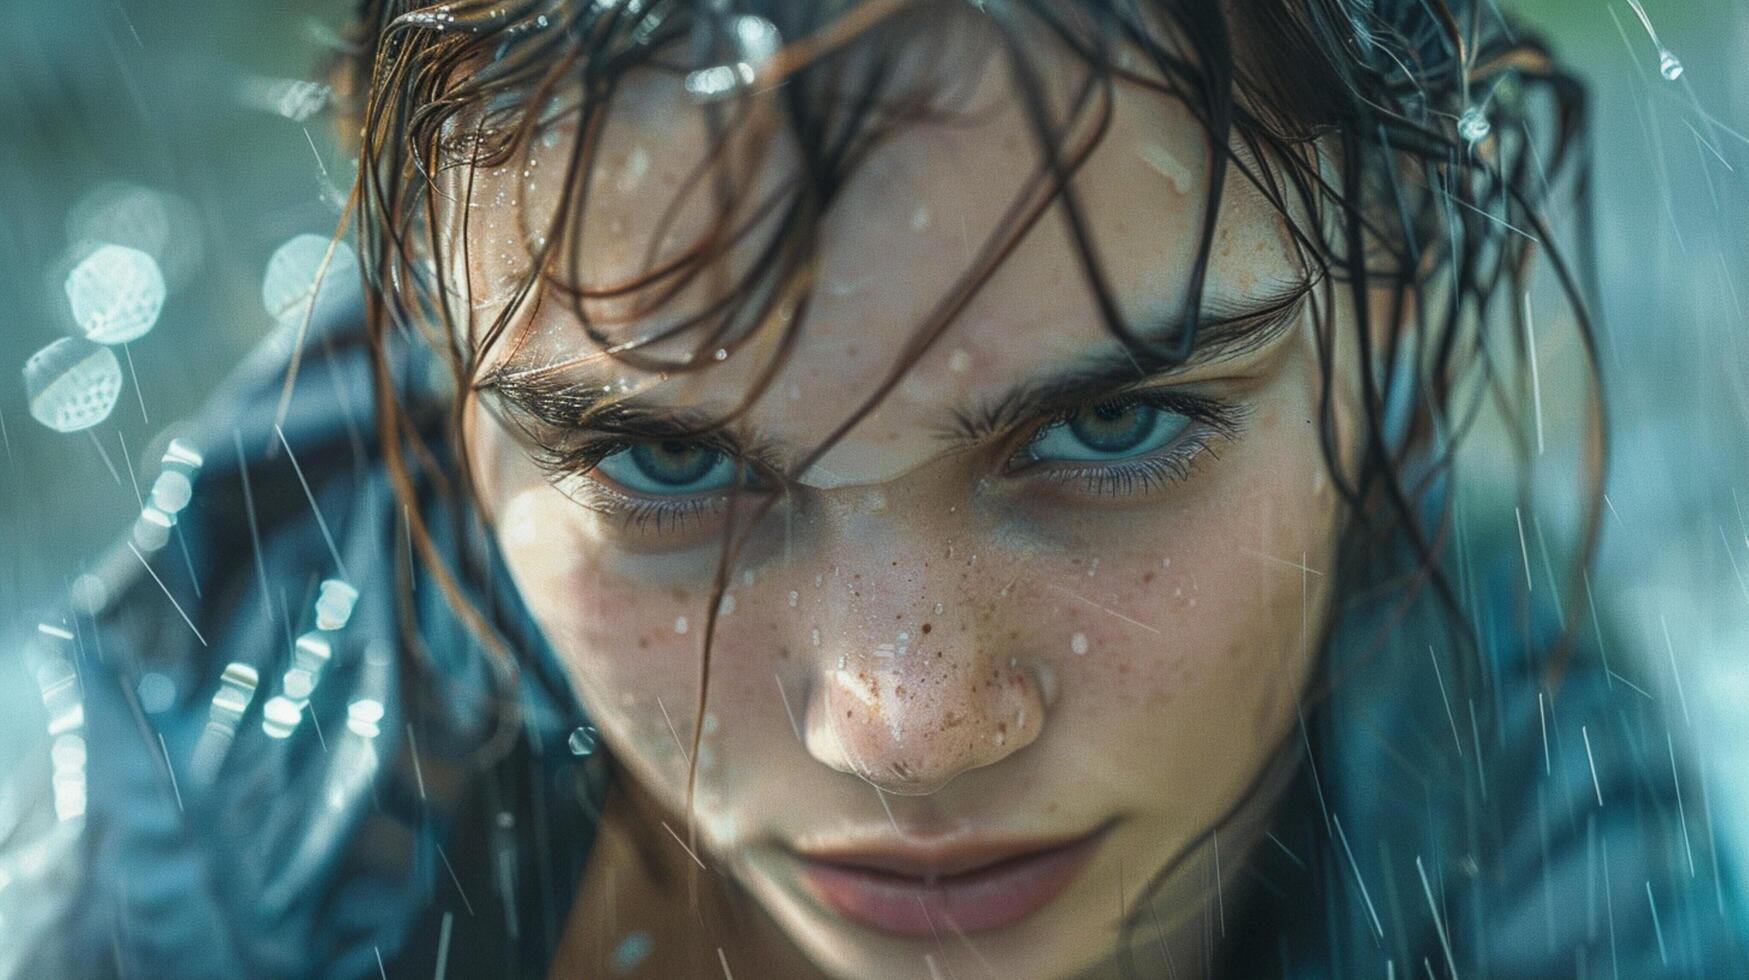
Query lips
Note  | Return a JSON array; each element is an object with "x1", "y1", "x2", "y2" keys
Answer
[{"x1": 793, "y1": 826, "x2": 1109, "y2": 936}]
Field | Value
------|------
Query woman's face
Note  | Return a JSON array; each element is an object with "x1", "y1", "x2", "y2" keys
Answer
[{"x1": 458, "y1": 25, "x2": 1364, "y2": 979}]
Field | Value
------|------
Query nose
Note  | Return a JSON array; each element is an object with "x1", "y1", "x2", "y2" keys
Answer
[
  {"x1": 804, "y1": 639, "x2": 1046, "y2": 795},
  {"x1": 798, "y1": 520, "x2": 1048, "y2": 796}
]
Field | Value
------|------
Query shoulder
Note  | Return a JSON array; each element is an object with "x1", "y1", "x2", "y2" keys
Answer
[
  {"x1": 1253, "y1": 488, "x2": 1749, "y2": 976},
  {"x1": 1, "y1": 307, "x2": 605, "y2": 976}
]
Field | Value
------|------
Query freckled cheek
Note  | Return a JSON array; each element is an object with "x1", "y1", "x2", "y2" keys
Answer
[{"x1": 494, "y1": 498, "x2": 799, "y2": 772}]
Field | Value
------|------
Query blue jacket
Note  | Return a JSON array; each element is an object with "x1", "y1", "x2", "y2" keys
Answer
[{"x1": 3, "y1": 304, "x2": 1743, "y2": 977}]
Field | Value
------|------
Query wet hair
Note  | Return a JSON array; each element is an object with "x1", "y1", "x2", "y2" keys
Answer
[{"x1": 337, "y1": 0, "x2": 1599, "y2": 909}]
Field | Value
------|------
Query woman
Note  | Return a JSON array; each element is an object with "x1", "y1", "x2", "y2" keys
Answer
[{"x1": 6, "y1": 0, "x2": 1743, "y2": 976}]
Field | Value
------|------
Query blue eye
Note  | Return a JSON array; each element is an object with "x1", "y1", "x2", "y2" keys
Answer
[
  {"x1": 1024, "y1": 400, "x2": 1191, "y2": 463},
  {"x1": 594, "y1": 440, "x2": 743, "y2": 495}
]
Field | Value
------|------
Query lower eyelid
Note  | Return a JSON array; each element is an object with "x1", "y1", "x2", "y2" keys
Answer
[{"x1": 1029, "y1": 428, "x2": 1223, "y2": 497}]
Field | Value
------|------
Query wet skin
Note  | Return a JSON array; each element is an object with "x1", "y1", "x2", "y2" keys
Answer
[{"x1": 451, "y1": 18, "x2": 1372, "y2": 980}]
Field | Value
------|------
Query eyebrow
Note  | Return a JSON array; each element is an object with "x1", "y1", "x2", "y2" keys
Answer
[
  {"x1": 477, "y1": 277, "x2": 1312, "y2": 462},
  {"x1": 945, "y1": 280, "x2": 1312, "y2": 441}
]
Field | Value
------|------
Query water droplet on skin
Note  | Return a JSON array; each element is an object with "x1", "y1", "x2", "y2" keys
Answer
[
  {"x1": 617, "y1": 145, "x2": 651, "y2": 192},
  {"x1": 568, "y1": 725, "x2": 599, "y2": 756},
  {"x1": 612, "y1": 930, "x2": 654, "y2": 973},
  {"x1": 948, "y1": 349, "x2": 972, "y2": 374},
  {"x1": 675, "y1": 615, "x2": 689, "y2": 635},
  {"x1": 1658, "y1": 49, "x2": 1684, "y2": 81},
  {"x1": 933, "y1": 601, "x2": 944, "y2": 615},
  {"x1": 811, "y1": 628, "x2": 821, "y2": 647},
  {"x1": 1457, "y1": 106, "x2": 1491, "y2": 144},
  {"x1": 718, "y1": 593, "x2": 736, "y2": 615},
  {"x1": 788, "y1": 591, "x2": 799, "y2": 607},
  {"x1": 1138, "y1": 143, "x2": 1193, "y2": 194},
  {"x1": 910, "y1": 206, "x2": 931, "y2": 232},
  {"x1": 24, "y1": 337, "x2": 122, "y2": 433},
  {"x1": 65, "y1": 243, "x2": 165, "y2": 344},
  {"x1": 713, "y1": 348, "x2": 729, "y2": 361},
  {"x1": 1070, "y1": 632, "x2": 1089, "y2": 655}
]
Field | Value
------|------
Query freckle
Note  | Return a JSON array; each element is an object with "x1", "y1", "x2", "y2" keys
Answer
[
  {"x1": 921, "y1": 623, "x2": 932, "y2": 634},
  {"x1": 638, "y1": 636, "x2": 649, "y2": 650},
  {"x1": 1143, "y1": 571, "x2": 1155, "y2": 584}
]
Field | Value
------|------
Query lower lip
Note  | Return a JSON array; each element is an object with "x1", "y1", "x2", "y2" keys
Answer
[{"x1": 796, "y1": 831, "x2": 1105, "y2": 937}]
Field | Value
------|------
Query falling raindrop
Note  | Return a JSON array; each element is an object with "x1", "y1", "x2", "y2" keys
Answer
[
  {"x1": 132, "y1": 506, "x2": 175, "y2": 553},
  {"x1": 568, "y1": 725, "x2": 599, "y2": 756},
  {"x1": 347, "y1": 698, "x2": 385, "y2": 738},
  {"x1": 64, "y1": 244, "x2": 165, "y2": 344},
  {"x1": 314, "y1": 578, "x2": 360, "y2": 631},
  {"x1": 1457, "y1": 106, "x2": 1491, "y2": 145},
  {"x1": 65, "y1": 182, "x2": 203, "y2": 291},
  {"x1": 23, "y1": 338, "x2": 122, "y2": 433},
  {"x1": 137, "y1": 672, "x2": 176, "y2": 714},
  {"x1": 262, "y1": 695, "x2": 302, "y2": 739},
  {"x1": 150, "y1": 470, "x2": 194, "y2": 515},
  {"x1": 262, "y1": 234, "x2": 360, "y2": 329}
]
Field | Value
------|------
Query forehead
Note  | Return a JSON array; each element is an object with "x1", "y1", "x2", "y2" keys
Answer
[{"x1": 460, "y1": 18, "x2": 1301, "y2": 480}]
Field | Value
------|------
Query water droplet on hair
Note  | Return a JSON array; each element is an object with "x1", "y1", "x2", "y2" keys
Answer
[
  {"x1": 65, "y1": 243, "x2": 164, "y2": 344},
  {"x1": 568, "y1": 725, "x2": 599, "y2": 756},
  {"x1": 1457, "y1": 106, "x2": 1491, "y2": 144},
  {"x1": 24, "y1": 338, "x2": 121, "y2": 433},
  {"x1": 1658, "y1": 49, "x2": 1684, "y2": 81}
]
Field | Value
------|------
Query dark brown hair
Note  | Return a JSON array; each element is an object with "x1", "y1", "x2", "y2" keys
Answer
[{"x1": 334, "y1": 0, "x2": 1600, "y2": 870}]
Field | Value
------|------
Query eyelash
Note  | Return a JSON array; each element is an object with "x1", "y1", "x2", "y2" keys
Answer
[
  {"x1": 1012, "y1": 391, "x2": 1247, "y2": 499},
  {"x1": 532, "y1": 438, "x2": 753, "y2": 533},
  {"x1": 526, "y1": 390, "x2": 1247, "y2": 530}
]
